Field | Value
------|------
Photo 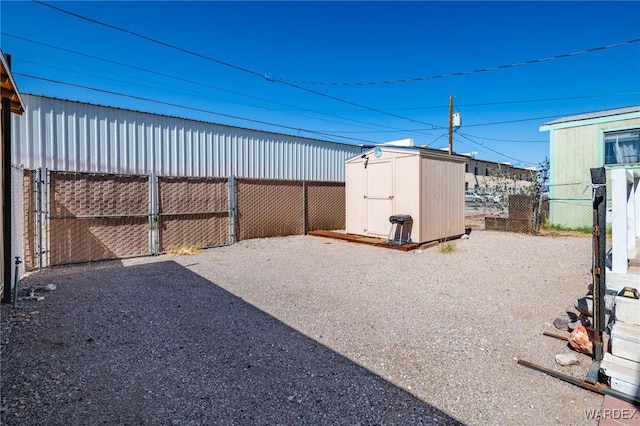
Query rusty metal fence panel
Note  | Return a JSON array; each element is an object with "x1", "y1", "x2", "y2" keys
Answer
[
  {"x1": 157, "y1": 176, "x2": 230, "y2": 251},
  {"x1": 236, "y1": 179, "x2": 304, "y2": 240},
  {"x1": 49, "y1": 171, "x2": 150, "y2": 265},
  {"x1": 306, "y1": 181, "x2": 345, "y2": 232}
]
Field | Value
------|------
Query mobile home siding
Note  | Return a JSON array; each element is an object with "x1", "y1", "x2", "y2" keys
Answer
[
  {"x1": 12, "y1": 95, "x2": 362, "y2": 181},
  {"x1": 547, "y1": 117, "x2": 640, "y2": 228}
]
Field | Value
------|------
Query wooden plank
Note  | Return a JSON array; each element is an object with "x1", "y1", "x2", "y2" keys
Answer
[{"x1": 308, "y1": 230, "x2": 420, "y2": 251}]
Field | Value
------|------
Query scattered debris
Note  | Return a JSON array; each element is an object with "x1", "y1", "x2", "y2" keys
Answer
[
  {"x1": 16, "y1": 283, "x2": 58, "y2": 302},
  {"x1": 553, "y1": 318, "x2": 569, "y2": 331},
  {"x1": 167, "y1": 245, "x2": 204, "y2": 256},
  {"x1": 568, "y1": 325, "x2": 594, "y2": 355},
  {"x1": 575, "y1": 295, "x2": 593, "y2": 317},
  {"x1": 555, "y1": 353, "x2": 580, "y2": 366},
  {"x1": 569, "y1": 314, "x2": 591, "y2": 331}
]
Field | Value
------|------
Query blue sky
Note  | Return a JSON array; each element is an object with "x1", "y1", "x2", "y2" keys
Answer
[{"x1": 1, "y1": 1, "x2": 639, "y2": 168}]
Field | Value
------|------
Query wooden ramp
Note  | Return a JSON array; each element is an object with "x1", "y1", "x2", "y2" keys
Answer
[{"x1": 307, "y1": 230, "x2": 420, "y2": 252}]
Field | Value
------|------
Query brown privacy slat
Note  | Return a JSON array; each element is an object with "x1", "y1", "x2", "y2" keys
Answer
[
  {"x1": 50, "y1": 172, "x2": 148, "y2": 217},
  {"x1": 237, "y1": 179, "x2": 304, "y2": 240},
  {"x1": 49, "y1": 217, "x2": 150, "y2": 265},
  {"x1": 158, "y1": 176, "x2": 228, "y2": 213},
  {"x1": 23, "y1": 170, "x2": 36, "y2": 270},
  {"x1": 49, "y1": 171, "x2": 150, "y2": 264},
  {"x1": 158, "y1": 177, "x2": 229, "y2": 251},
  {"x1": 306, "y1": 182, "x2": 345, "y2": 232},
  {"x1": 159, "y1": 214, "x2": 229, "y2": 250},
  {"x1": 43, "y1": 172, "x2": 346, "y2": 264}
]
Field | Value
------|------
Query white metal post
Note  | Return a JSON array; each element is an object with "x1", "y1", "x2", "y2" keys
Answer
[
  {"x1": 627, "y1": 170, "x2": 636, "y2": 249},
  {"x1": 635, "y1": 173, "x2": 640, "y2": 240},
  {"x1": 611, "y1": 168, "x2": 629, "y2": 273}
]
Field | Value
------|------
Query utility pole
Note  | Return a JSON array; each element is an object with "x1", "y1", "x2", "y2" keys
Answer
[{"x1": 448, "y1": 94, "x2": 453, "y2": 155}]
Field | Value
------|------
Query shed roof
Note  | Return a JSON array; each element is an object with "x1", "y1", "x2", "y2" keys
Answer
[
  {"x1": 540, "y1": 105, "x2": 640, "y2": 128},
  {"x1": 347, "y1": 145, "x2": 467, "y2": 163},
  {"x1": 0, "y1": 50, "x2": 24, "y2": 114}
]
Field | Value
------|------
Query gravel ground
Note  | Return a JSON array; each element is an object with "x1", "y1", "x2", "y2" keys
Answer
[{"x1": 1, "y1": 229, "x2": 602, "y2": 425}]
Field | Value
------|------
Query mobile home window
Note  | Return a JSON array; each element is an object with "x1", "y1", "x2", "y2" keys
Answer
[{"x1": 605, "y1": 129, "x2": 640, "y2": 165}]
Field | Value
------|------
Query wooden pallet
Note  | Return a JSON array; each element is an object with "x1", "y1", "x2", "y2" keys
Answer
[{"x1": 307, "y1": 230, "x2": 421, "y2": 251}]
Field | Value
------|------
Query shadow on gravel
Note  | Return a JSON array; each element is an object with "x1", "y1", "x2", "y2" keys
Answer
[{"x1": 1, "y1": 261, "x2": 464, "y2": 426}]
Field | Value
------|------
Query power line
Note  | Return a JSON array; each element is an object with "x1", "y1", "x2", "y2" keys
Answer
[
  {"x1": 32, "y1": 1, "x2": 445, "y2": 130},
  {"x1": 15, "y1": 72, "x2": 377, "y2": 145},
  {"x1": 269, "y1": 79, "x2": 445, "y2": 130},
  {"x1": 5, "y1": 33, "x2": 437, "y2": 135},
  {"x1": 457, "y1": 132, "x2": 548, "y2": 143},
  {"x1": 13, "y1": 53, "x2": 416, "y2": 134},
  {"x1": 456, "y1": 132, "x2": 534, "y2": 166},
  {"x1": 17, "y1": 71, "x2": 548, "y2": 165},
  {"x1": 376, "y1": 92, "x2": 640, "y2": 112},
  {"x1": 461, "y1": 114, "x2": 566, "y2": 127},
  {"x1": 269, "y1": 38, "x2": 640, "y2": 86},
  {"x1": 33, "y1": 0, "x2": 265, "y2": 80}
]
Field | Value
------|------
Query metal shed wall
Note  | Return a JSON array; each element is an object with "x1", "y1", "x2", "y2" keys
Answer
[{"x1": 12, "y1": 94, "x2": 362, "y2": 181}]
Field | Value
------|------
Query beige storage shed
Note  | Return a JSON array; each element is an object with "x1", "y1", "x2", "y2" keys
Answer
[{"x1": 345, "y1": 146, "x2": 466, "y2": 244}]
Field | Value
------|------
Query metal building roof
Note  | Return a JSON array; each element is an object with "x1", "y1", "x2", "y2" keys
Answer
[{"x1": 541, "y1": 106, "x2": 640, "y2": 127}]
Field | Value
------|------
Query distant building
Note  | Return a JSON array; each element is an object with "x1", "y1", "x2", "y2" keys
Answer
[
  {"x1": 460, "y1": 154, "x2": 535, "y2": 194},
  {"x1": 540, "y1": 106, "x2": 640, "y2": 228}
]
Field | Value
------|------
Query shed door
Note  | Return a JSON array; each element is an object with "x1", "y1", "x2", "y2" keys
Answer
[{"x1": 366, "y1": 161, "x2": 393, "y2": 237}]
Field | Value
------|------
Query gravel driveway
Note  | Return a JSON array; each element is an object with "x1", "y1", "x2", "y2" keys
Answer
[{"x1": 1, "y1": 230, "x2": 602, "y2": 425}]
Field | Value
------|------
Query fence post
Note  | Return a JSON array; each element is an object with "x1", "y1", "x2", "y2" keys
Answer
[
  {"x1": 590, "y1": 167, "x2": 606, "y2": 367},
  {"x1": 229, "y1": 176, "x2": 237, "y2": 244},
  {"x1": 2, "y1": 98, "x2": 11, "y2": 303},
  {"x1": 302, "y1": 181, "x2": 307, "y2": 235},
  {"x1": 611, "y1": 168, "x2": 628, "y2": 273},
  {"x1": 149, "y1": 173, "x2": 160, "y2": 255},
  {"x1": 36, "y1": 167, "x2": 43, "y2": 270}
]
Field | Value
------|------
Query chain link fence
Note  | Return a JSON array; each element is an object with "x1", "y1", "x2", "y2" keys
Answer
[
  {"x1": 9, "y1": 166, "x2": 25, "y2": 289},
  {"x1": 21, "y1": 169, "x2": 347, "y2": 268},
  {"x1": 546, "y1": 182, "x2": 595, "y2": 231},
  {"x1": 467, "y1": 180, "x2": 595, "y2": 233},
  {"x1": 158, "y1": 176, "x2": 230, "y2": 251},
  {"x1": 236, "y1": 179, "x2": 304, "y2": 241},
  {"x1": 48, "y1": 171, "x2": 151, "y2": 265}
]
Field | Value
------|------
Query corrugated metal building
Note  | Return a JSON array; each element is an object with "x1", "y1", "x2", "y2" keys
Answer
[{"x1": 12, "y1": 94, "x2": 363, "y2": 181}]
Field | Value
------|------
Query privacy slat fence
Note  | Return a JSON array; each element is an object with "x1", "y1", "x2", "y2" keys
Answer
[
  {"x1": 236, "y1": 179, "x2": 304, "y2": 241},
  {"x1": 157, "y1": 176, "x2": 231, "y2": 252},
  {"x1": 23, "y1": 169, "x2": 346, "y2": 268},
  {"x1": 49, "y1": 172, "x2": 151, "y2": 265}
]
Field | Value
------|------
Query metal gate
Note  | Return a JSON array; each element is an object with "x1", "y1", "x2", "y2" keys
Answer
[
  {"x1": 156, "y1": 176, "x2": 231, "y2": 252},
  {"x1": 39, "y1": 171, "x2": 234, "y2": 266},
  {"x1": 48, "y1": 171, "x2": 152, "y2": 265}
]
